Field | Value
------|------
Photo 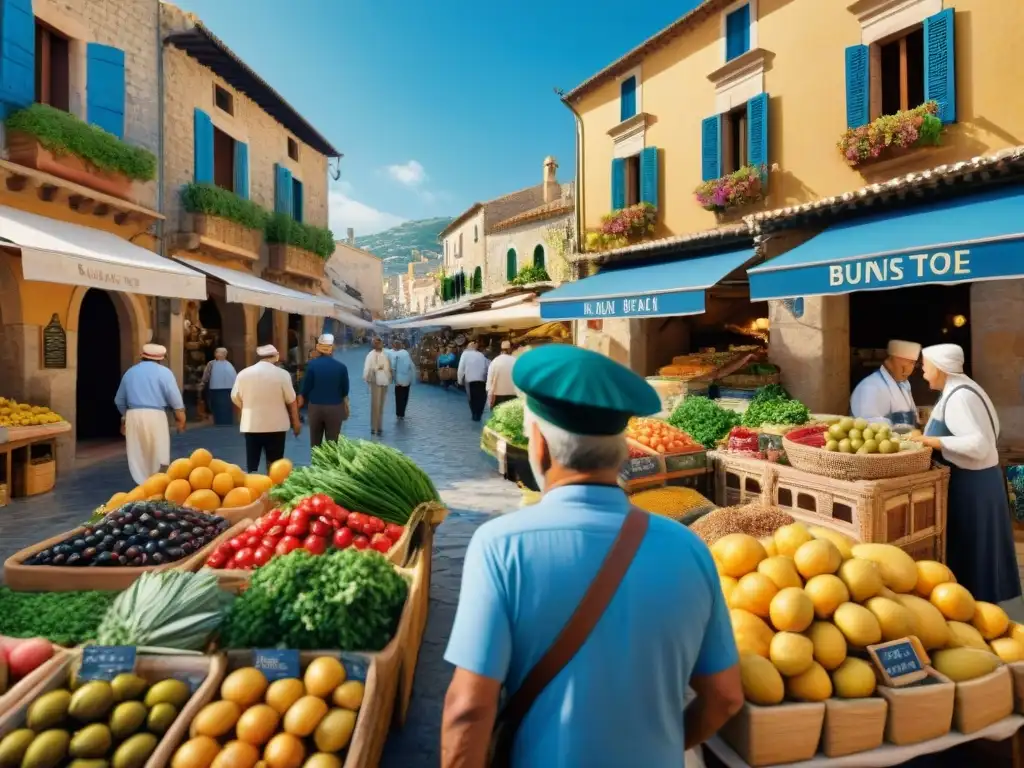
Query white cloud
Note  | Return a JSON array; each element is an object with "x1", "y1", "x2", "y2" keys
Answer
[
  {"x1": 328, "y1": 184, "x2": 405, "y2": 238},
  {"x1": 386, "y1": 160, "x2": 427, "y2": 187}
]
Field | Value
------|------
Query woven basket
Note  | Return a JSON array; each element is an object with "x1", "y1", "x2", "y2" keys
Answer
[
  {"x1": 953, "y1": 664, "x2": 1014, "y2": 734},
  {"x1": 783, "y1": 437, "x2": 933, "y2": 481}
]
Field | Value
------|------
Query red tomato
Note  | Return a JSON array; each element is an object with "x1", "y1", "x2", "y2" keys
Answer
[
  {"x1": 260, "y1": 535, "x2": 281, "y2": 550},
  {"x1": 367, "y1": 516, "x2": 385, "y2": 534},
  {"x1": 370, "y1": 534, "x2": 393, "y2": 554},
  {"x1": 352, "y1": 535, "x2": 370, "y2": 551},
  {"x1": 309, "y1": 496, "x2": 327, "y2": 513},
  {"x1": 285, "y1": 521, "x2": 308, "y2": 537},
  {"x1": 265, "y1": 525, "x2": 285, "y2": 538},
  {"x1": 303, "y1": 534, "x2": 328, "y2": 555},
  {"x1": 333, "y1": 508, "x2": 349, "y2": 525},
  {"x1": 253, "y1": 546, "x2": 274, "y2": 567},
  {"x1": 228, "y1": 536, "x2": 245, "y2": 551},
  {"x1": 245, "y1": 524, "x2": 260, "y2": 536},
  {"x1": 234, "y1": 548, "x2": 255, "y2": 568},
  {"x1": 384, "y1": 523, "x2": 404, "y2": 541},
  {"x1": 244, "y1": 534, "x2": 262, "y2": 549},
  {"x1": 205, "y1": 551, "x2": 227, "y2": 569},
  {"x1": 332, "y1": 527, "x2": 354, "y2": 550},
  {"x1": 309, "y1": 519, "x2": 332, "y2": 537},
  {"x1": 275, "y1": 536, "x2": 301, "y2": 556},
  {"x1": 216, "y1": 541, "x2": 234, "y2": 557},
  {"x1": 263, "y1": 509, "x2": 282, "y2": 525}
]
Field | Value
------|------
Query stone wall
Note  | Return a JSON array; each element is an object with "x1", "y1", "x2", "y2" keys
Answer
[
  {"x1": 441, "y1": 209, "x2": 486, "y2": 289},
  {"x1": 484, "y1": 213, "x2": 573, "y2": 294},
  {"x1": 971, "y1": 280, "x2": 1024, "y2": 446}
]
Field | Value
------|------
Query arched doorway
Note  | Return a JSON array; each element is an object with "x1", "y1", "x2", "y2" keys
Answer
[{"x1": 76, "y1": 289, "x2": 122, "y2": 441}]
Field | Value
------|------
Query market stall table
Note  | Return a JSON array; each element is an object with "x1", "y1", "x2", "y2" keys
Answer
[{"x1": 0, "y1": 422, "x2": 71, "y2": 502}]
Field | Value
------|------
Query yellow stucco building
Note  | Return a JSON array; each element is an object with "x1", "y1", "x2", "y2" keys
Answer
[{"x1": 544, "y1": 0, "x2": 1024, "y2": 443}]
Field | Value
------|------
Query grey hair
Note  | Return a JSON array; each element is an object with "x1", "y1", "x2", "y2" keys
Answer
[
  {"x1": 524, "y1": 404, "x2": 627, "y2": 472},
  {"x1": 214, "y1": 347, "x2": 228, "y2": 359}
]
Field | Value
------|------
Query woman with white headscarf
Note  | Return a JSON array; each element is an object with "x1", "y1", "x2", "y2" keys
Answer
[{"x1": 910, "y1": 344, "x2": 1020, "y2": 604}]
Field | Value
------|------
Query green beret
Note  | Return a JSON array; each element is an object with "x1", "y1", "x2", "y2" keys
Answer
[{"x1": 512, "y1": 345, "x2": 661, "y2": 435}]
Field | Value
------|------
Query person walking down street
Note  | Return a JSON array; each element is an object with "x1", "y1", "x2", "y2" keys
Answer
[
  {"x1": 115, "y1": 344, "x2": 187, "y2": 485},
  {"x1": 231, "y1": 345, "x2": 301, "y2": 473},
  {"x1": 441, "y1": 345, "x2": 741, "y2": 768},
  {"x1": 390, "y1": 339, "x2": 415, "y2": 419},
  {"x1": 364, "y1": 337, "x2": 392, "y2": 436},
  {"x1": 201, "y1": 347, "x2": 237, "y2": 426},
  {"x1": 299, "y1": 334, "x2": 350, "y2": 448},
  {"x1": 486, "y1": 340, "x2": 518, "y2": 411},
  {"x1": 457, "y1": 341, "x2": 489, "y2": 422},
  {"x1": 437, "y1": 345, "x2": 457, "y2": 389}
]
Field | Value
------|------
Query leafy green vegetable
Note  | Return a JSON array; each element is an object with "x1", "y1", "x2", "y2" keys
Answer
[
  {"x1": 0, "y1": 587, "x2": 118, "y2": 646},
  {"x1": 751, "y1": 383, "x2": 790, "y2": 405},
  {"x1": 223, "y1": 548, "x2": 408, "y2": 651},
  {"x1": 668, "y1": 397, "x2": 740, "y2": 448},
  {"x1": 486, "y1": 398, "x2": 526, "y2": 447},
  {"x1": 742, "y1": 397, "x2": 810, "y2": 428}
]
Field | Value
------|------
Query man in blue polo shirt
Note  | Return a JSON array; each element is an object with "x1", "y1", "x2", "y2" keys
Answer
[
  {"x1": 299, "y1": 334, "x2": 349, "y2": 447},
  {"x1": 441, "y1": 345, "x2": 742, "y2": 767}
]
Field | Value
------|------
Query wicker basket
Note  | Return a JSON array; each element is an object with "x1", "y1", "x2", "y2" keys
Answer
[
  {"x1": 822, "y1": 697, "x2": 887, "y2": 757},
  {"x1": 718, "y1": 701, "x2": 824, "y2": 766},
  {"x1": 876, "y1": 668, "x2": 955, "y2": 745},
  {"x1": 783, "y1": 437, "x2": 934, "y2": 481},
  {"x1": 953, "y1": 665, "x2": 1014, "y2": 734}
]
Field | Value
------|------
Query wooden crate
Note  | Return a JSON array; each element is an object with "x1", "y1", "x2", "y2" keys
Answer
[
  {"x1": 711, "y1": 451, "x2": 949, "y2": 560},
  {"x1": 395, "y1": 522, "x2": 433, "y2": 726}
]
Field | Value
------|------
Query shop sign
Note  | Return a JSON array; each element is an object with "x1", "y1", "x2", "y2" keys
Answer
[
  {"x1": 541, "y1": 289, "x2": 705, "y2": 321},
  {"x1": 827, "y1": 249, "x2": 971, "y2": 290}
]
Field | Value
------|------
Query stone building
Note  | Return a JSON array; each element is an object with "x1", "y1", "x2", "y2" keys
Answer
[{"x1": 327, "y1": 229, "x2": 384, "y2": 319}]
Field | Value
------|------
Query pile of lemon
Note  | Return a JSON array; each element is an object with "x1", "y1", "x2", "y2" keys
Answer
[{"x1": 0, "y1": 397, "x2": 64, "y2": 427}]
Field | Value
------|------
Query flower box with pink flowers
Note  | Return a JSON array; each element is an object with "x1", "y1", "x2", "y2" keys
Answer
[
  {"x1": 584, "y1": 202, "x2": 657, "y2": 252},
  {"x1": 837, "y1": 101, "x2": 944, "y2": 168},
  {"x1": 694, "y1": 165, "x2": 767, "y2": 213}
]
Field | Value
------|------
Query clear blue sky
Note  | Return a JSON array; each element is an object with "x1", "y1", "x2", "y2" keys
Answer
[{"x1": 177, "y1": 0, "x2": 702, "y2": 235}]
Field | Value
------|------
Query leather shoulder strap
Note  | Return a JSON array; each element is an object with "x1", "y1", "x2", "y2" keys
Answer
[{"x1": 500, "y1": 507, "x2": 649, "y2": 726}]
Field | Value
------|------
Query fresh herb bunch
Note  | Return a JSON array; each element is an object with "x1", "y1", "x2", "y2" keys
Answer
[
  {"x1": 751, "y1": 383, "x2": 790, "y2": 405},
  {"x1": 222, "y1": 548, "x2": 409, "y2": 651},
  {"x1": 486, "y1": 399, "x2": 526, "y2": 447},
  {"x1": 668, "y1": 397, "x2": 740, "y2": 448},
  {"x1": 0, "y1": 587, "x2": 118, "y2": 646},
  {"x1": 742, "y1": 397, "x2": 810, "y2": 428}
]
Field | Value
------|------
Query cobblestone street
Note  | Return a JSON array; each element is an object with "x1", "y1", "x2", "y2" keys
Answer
[{"x1": 0, "y1": 347, "x2": 519, "y2": 766}]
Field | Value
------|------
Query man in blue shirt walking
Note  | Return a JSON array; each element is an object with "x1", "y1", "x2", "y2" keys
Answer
[
  {"x1": 389, "y1": 338, "x2": 415, "y2": 419},
  {"x1": 299, "y1": 334, "x2": 349, "y2": 447},
  {"x1": 442, "y1": 345, "x2": 742, "y2": 767}
]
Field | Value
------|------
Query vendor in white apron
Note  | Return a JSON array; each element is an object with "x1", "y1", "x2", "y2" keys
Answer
[{"x1": 849, "y1": 339, "x2": 921, "y2": 427}]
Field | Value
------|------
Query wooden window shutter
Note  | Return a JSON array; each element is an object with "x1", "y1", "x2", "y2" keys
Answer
[
  {"x1": 86, "y1": 43, "x2": 125, "y2": 138},
  {"x1": 725, "y1": 4, "x2": 750, "y2": 62},
  {"x1": 924, "y1": 8, "x2": 956, "y2": 124},
  {"x1": 0, "y1": 0, "x2": 33, "y2": 115},
  {"x1": 746, "y1": 93, "x2": 769, "y2": 174},
  {"x1": 274, "y1": 164, "x2": 293, "y2": 215},
  {"x1": 701, "y1": 116, "x2": 722, "y2": 182},
  {"x1": 292, "y1": 178, "x2": 304, "y2": 223},
  {"x1": 193, "y1": 108, "x2": 214, "y2": 183},
  {"x1": 611, "y1": 158, "x2": 626, "y2": 210},
  {"x1": 845, "y1": 45, "x2": 870, "y2": 129},
  {"x1": 620, "y1": 76, "x2": 637, "y2": 122},
  {"x1": 639, "y1": 146, "x2": 659, "y2": 208},
  {"x1": 506, "y1": 249, "x2": 517, "y2": 282},
  {"x1": 234, "y1": 141, "x2": 249, "y2": 199}
]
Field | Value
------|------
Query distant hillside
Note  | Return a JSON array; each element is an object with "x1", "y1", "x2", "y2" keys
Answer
[{"x1": 355, "y1": 217, "x2": 451, "y2": 275}]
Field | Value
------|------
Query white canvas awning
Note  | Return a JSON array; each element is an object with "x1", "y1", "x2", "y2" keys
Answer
[
  {"x1": 334, "y1": 306, "x2": 375, "y2": 330},
  {"x1": 177, "y1": 257, "x2": 335, "y2": 317},
  {"x1": 399, "y1": 300, "x2": 541, "y2": 330},
  {"x1": 1, "y1": 204, "x2": 207, "y2": 300}
]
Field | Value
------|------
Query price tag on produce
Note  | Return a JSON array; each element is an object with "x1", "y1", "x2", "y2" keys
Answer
[
  {"x1": 253, "y1": 649, "x2": 301, "y2": 681},
  {"x1": 79, "y1": 645, "x2": 136, "y2": 681},
  {"x1": 496, "y1": 439, "x2": 507, "y2": 475},
  {"x1": 868, "y1": 637, "x2": 927, "y2": 687}
]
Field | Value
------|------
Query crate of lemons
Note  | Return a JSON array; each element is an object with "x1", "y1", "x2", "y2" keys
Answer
[
  {"x1": 100, "y1": 450, "x2": 294, "y2": 515},
  {"x1": 170, "y1": 658, "x2": 364, "y2": 768},
  {"x1": 0, "y1": 398, "x2": 65, "y2": 428},
  {"x1": 716, "y1": 522, "x2": 1018, "y2": 711}
]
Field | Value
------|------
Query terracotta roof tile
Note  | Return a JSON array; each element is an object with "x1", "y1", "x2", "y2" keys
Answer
[{"x1": 492, "y1": 199, "x2": 574, "y2": 231}]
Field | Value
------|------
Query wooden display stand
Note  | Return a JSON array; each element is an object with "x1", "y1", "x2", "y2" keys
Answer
[
  {"x1": 710, "y1": 451, "x2": 948, "y2": 560},
  {"x1": 0, "y1": 422, "x2": 71, "y2": 504}
]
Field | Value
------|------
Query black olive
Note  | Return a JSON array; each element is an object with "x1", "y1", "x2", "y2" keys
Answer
[
  {"x1": 144, "y1": 541, "x2": 160, "y2": 554},
  {"x1": 51, "y1": 553, "x2": 67, "y2": 565},
  {"x1": 82, "y1": 547, "x2": 97, "y2": 562},
  {"x1": 180, "y1": 541, "x2": 195, "y2": 555},
  {"x1": 151, "y1": 552, "x2": 166, "y2": 565},
  {"x1": 124, "y1": 545, "x2": 140, "y2": 558},
  {"x1": 179, "y1": 532, "x2": 194, "y2": 543},
  {"x1": 126, "y1": 535, "x2": 140, "y2": 547},
  {"x1": 146, "y1": 529, "x2": 159, "y2": 540},
  {"x1": 116, "y1": 554, "x2": 129, "y2": 565},
  {"x1": 72, "y1": 538, "x2": 86, "y2": 549},
  {"x1": 166, "y1": 512, "x2": 179, "y2": 522},
  {"x1": 96, "y1": 551, "x2": 116, "y2": 566},
  {"x1": 112, "y1": 540, "x2": 127, "y2": 554},
  {"x1": 121, "y1": 524, "x2": 136, "y2": 536},
  {"x1": 167, "y1": 530, "x2": 181, "y2": 542},
  {"x1": 191, "y1": 526, "x2": 204, "y2": 536},
  {"x1": 155, "y1": 521, "x2": 170, "y2": 533},
  {"x1": 66, "y1": 553, "x2": 82, "y2": 566},
  {"x1": 138, "y1": 553, "x2": 149, "y2": 565},
  {"x1": 139, "y1": 513, "x2": 152, "y2": 525},
  {"x1": 129, "y1": 556, "x2": 143, "y2": 566},
  {"x1": 109, "y1": 527, "x2": 122, "y2": 538}
]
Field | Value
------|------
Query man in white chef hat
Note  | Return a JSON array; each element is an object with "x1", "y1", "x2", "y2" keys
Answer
[{"x1": 849, "y1": 339, "x2": 921, "y2": 427}]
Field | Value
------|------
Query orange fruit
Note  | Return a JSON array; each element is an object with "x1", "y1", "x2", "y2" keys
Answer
[
  {"x1": 221, "y1": 487, "x2": 254, "y2": 508},
  {"x1": 190, "y1": 448, "x2": 214, "y2": 468},
  {"x1": 212, "y1": 472, "x2": 236, "y2": 497},
  {"x1": 227, "y1": 464, "x2": 246, "y2": 487},
  {"x1": 189, "y1": 466, "x2": 215, "y2": 490},
  {"x1": 165, "y1": 478, "x2": 192, "y2": 504},
  {"x1": 167, "y1": 458, "x2": 193, "y2": 481},
  {"x1": 245, "y1": 474, "x2": 273, "y2": 497},
  {"x1": 209, "y1": 458, "x2": 231, "y2": 476},
  {"x1": 184, "y1": 488, "x2": 220, "y2": 511},
  {"x1": 125, "y1": 486, "x2": 146, "y2": 502},
  {"x1": 146, "y1": 493, "x2": 164, "y2": 501},
  {"x1": 143, "y1": 472, "x2": 171, "y2": 496},
  {"x1": 106, "y1": 491, "x2": 129, "y2": 509},
  {"x1": 268, "y1": 459, "x2": 293, "y2": 485},
  {"x1": 263, "y1": 733, "x2": 304, "y2": 768}
]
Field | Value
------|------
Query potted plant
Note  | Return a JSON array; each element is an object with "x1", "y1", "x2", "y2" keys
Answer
[
  {"x1": 510, "y1": 264, "x2": 550, "y2": 286},
  {"x1": 584, "y1": 202, "x2": 657, "y2": 252},
  {"x1": 180, "y1": 182, "x2": 268, "y2": 259},
  {"x1": 694, "y1": 164, "x2": 767, "y2": 213},
  {"x1": 5, "y1": 104, "x2": 156, "y2": 200},
  {"x1": 837, "y1": 101, "x2": 943, "y2": 168},
  {"x1": 265, "y1": 212, "x2": 335, "y2": 281}
]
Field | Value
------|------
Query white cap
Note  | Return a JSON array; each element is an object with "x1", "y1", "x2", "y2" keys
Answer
[
  {"x1": 922, "y1": 343, "x2": 965, "y2": 375},
  {"x1": 501, "y1": 340, "x2": 511, "y2": 350},
  {"x1": 256, "y1": 344, "x2": 278, "y2": 358},
  {"x1": 141, "y1": 343, "x2": 166, "y2": 360},
  {"x1": 318, "y1": 333, "x2": 335, "y2": 346},
  {"x1": 887, "y1": 340, "x2": 921, "y2": 361}
]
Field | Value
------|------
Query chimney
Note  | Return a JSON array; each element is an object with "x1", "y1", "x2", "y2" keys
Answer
[
  {"x1": 346, "y1": 228, "x2": 355, "y2": 245},
  {"x1": 543, "y1": 156, "x2": 559, "y2": 203}
]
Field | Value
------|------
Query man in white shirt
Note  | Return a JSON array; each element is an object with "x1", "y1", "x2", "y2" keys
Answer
[
  {"x1": 850, "y1": 339, "x2": 921, "y2": 427},
  {"x1": 231, "y1": 345, "x2": 301, "y2": 472},
  {"x1": 457, "y1": 340, "x2": 490, "y2": 422},
  {"x1": 486, "y1": 340, "x2": 517, "y2": 410},
  {"x1": 363, "y1": 337, "x2": 392, "y2": 436}
]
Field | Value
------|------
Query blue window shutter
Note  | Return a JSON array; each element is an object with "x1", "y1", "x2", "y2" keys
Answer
[
  {"x1": 292, "y1": 178, "x2": 304, "y2": 223},
  {"x1": 86, "y1": 44, "x2": 125, "y2": 138},
  {"x1": 0, "y1": 0, "x2": 33, "y2": 116},
  {"x1": 845, "y1": 45, "x2": 870, "y2": 129},
  {"x1": 274, "y1": 164, "x2": 293, "y2": 216},
  {"x1": 193, "y1": 108, "x2": 214, "y2": 183},
  {"x1": 233, "y1": 141, "x2": 249, "y2": 198},
  {"x1": 639, "y1": 146, "x2": 659, "y2": 208},
  {"x1": 701, "y1": 115, "x2": 722, "y2": 182},
  {"x1": 620, "y1": 76, "x2": 637, "y2": 122},
  {"x1": 924, "y1": 8, "x2": 956, "y2": 124},
  {"x1": 747, "y1": 93, "x2": 769, "y2": 170},
  {"x1": 725, "y1": 4, "x2": 750, "y2": 61},
  {"x1": 611, "y1": 158, "x2": 626, "y2": 209}
]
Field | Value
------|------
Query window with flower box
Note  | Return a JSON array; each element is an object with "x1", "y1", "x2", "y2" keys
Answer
[{"x1": 611, "y1": 146, "x2": 658, "y2": 211}]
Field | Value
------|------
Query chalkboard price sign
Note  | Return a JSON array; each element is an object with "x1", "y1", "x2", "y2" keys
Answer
[
  {"x1": 79, "y1": 646, "x2": 136, "y2": 681},
  {"x1": 42, "y1": 314, "x2": 67, "y2": 369},
  {"x1": 868, "y1": 637, "x2": 927, "y2": 686},
  {"x1": 253, "y1": 649, "x2": 301, "y2": 681},
  {"x1": 620, "y1": 456, "x2": 661, "y2": 481}
]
